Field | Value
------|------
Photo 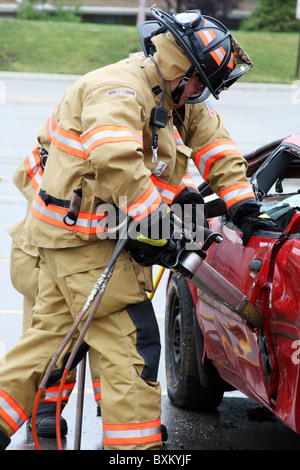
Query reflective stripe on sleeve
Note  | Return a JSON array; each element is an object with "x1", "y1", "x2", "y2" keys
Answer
[
  {"x1": 150, "y1": 175, "x2": 177, "y2": 205},
  {"x1": 82, "y1": 125, "x2": 143, "y2": 157},
  {"x1": 0, "y1": 389, "x2": 28, "y2": 433},
  {"x1": 220, "y1": 182, "x2": 256, "y2": 209},
  {"x1": 194, "y1": 140, "x2": 242, "y2": 181},
  {"x1": 24, "y1": 145, "x2": 43, "y2": 192},
  {"x1": 47, "y1": 106, "x2": 57, "y2": 142},
  {"x1": 31, "y1": 193, "x2": 106, "y2": 235},
  {"x1": 124, "y1": 181, "x2": 162, "y2": 221},
  {"x1": 173, "y1": 130, "x2": 184, "y2": 146},
  {"x1": 102, "y1": 418, "x2": 162, "y2": 447},
  {"x1": 175, "y1": 173, "x2": 199, "y2": 197},
  {"x1": 52, "y1": 125, "x2": 87, "y2": 160}
]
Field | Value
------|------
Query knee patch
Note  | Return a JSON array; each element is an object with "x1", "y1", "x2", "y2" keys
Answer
[{"x1": 126, "y1": 299, "x2": 161, "y2": 382}]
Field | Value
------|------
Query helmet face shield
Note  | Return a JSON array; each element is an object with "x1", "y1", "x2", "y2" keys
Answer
[
  {"x1": 214, "y1": 36, "x2": 253, "y2": 94},
  {"x1": 140, "y1": 7, "x2": 253, "y2": 100}
]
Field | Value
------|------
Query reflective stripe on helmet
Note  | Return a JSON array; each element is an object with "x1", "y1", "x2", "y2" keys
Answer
[
  {"x1": 210, "y1": 46, "x2": 226, "y2": 66},
  {"x1": 197, "y1": 29, "x2": 216, "y2": 47}
]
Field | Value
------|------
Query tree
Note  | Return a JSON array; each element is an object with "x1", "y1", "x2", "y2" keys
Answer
[{"x1": 241, "y1": 0, "x2": 299, "y2": 32}]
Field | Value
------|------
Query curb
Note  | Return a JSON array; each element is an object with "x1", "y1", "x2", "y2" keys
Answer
[{"x1": 0, "y1": 71, "x2": 297, "y2": 92}]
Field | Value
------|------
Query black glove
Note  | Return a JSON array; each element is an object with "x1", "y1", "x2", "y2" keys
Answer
[
  {"x1": 230, "y1": 201, "x2": 281, "y2": 246},
  {"x1": 126, "y1": 206, "x2": 185, "y2": 267},
  {"x1": 172, "y1": 187, "x2": 208, "y2": 241}
]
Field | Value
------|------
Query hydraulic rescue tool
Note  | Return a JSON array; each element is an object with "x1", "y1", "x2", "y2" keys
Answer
[
  {"x1": 168, "y1": 226, "x2": 265, "y2": 330},
  {"x1": 31, "y1": 213, "x2": 265, "y2": 450}
]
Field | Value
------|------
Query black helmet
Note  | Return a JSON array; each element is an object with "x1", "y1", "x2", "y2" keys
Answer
[{"x1": 139, "y1": 7, "x2": 253, "y2": 102}]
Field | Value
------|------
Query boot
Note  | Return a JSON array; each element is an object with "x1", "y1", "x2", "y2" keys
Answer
[
  {"x1": 161, "y1": 424, "x2": 168, "y2": 442},
  {"x1": 0, "y1": 430, "x2": 10, "y2": 450},
  {"x1": 27, "y1": 402, "x2": 68, "y2": 438}
]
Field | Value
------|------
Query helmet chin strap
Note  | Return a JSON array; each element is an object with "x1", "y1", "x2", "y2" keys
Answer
[{"x1": 171, "y1": 65, "x2": 195, "y2": 104}]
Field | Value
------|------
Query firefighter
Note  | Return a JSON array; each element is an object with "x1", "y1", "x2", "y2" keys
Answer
[
  {"x1": 8, "y1": 223, "x2": 102, "y2": 438},
  {"x1": 0, "y1": 8, "x2": 277, "y2": 450},
  {"x1": 8, "y1": 152, "x2": 103, "y2": 438}
]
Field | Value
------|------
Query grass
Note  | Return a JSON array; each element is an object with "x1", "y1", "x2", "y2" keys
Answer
[
  {"x1": 233, "y1": 30, "x2": 300, "y2": 84},
  {"x1": 0, "y1": 19, "x2": 299, "y2": 83}
]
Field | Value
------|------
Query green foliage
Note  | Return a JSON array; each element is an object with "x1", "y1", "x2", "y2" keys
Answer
[
  {"x1": 0, "y1": 19, "x2": 298, "y2": 83},
  {"x1": 241, "y1": 0, "x2": 300, "y2": 32},
  {"x1": 0, "y1": 19, "x2": 142, "y2": 74},
  {"x1": 17, "y1": 0, "x2": 81, "y2": 22}
]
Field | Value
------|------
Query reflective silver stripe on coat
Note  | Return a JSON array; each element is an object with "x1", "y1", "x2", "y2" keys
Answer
[{"x1": 198, "y1": 143, "x2": 239, "y2": 175}]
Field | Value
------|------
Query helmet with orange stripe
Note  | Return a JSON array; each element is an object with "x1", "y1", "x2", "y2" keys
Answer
[{"x1": 139, "y1": 7, "x2": 253, "y2": 103}]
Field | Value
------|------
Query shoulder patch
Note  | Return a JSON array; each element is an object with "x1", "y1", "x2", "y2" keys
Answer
[
  {"x1": 205, "y1": 99, "x2": 217, "y2": 117},
  {"x1": 107, "y1": 89, "x2": 136, "y2": 97}
]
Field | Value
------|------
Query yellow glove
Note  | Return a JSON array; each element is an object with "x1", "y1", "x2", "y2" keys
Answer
[{"x1": 136, "y1": 234, "x2": 168, "y2": 247}]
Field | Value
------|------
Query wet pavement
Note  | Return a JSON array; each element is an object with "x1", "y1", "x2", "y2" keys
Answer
[
  {"x1": 6, "y1": 391, "x2": 300, "y2": 451},
  {"x1": 1, "y1": 72, "x2": 300, "y2": 452}
]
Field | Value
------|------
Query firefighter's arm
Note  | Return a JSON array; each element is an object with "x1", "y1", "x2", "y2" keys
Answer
[
  {"x1": 82, "y1": 85, "x2": 159, "y2": 217},
  {"x1": 81, "y1": 85, "x2": 181, "y2": 262}
]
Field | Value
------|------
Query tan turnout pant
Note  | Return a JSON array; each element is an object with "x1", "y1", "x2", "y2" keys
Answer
[{"x1": 1, "y1": 241, "x2": 162, "y2": 450}]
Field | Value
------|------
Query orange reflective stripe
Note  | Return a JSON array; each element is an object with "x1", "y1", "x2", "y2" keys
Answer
[
  {"x1": 24, "y1": 145, "x2": 43, "y2": 192},
  {"x1": 210, "y1": 46, "x2": 226, "y2": 66},
  {"x1": 43, "y1": 383, "x2": 75, "y2": 403},
  {"x1": 173, "y1": 130, "x2": 184, "y2": 146},
  {"x1": 52, "y1": 125, "x2": 87, "y2": 160},
  {"x1": 197, "y1": 29, "x2": 216, "y2": 47},
  {"x1": 125, "y1": 181, "x2": 162, "y2": 221},
  {"x1": 102, "y1": 418, "x2": 162, "y2": 447},
  {"x1": 81, "y1": 125, "x2": 143, "y2": 157},
  {"x1": 175, "y1": 173, "x2": 198, "y2": 197},
  {"x1": 151, "y1": 175, "x2": 177, "y2": 204},
  {"x1": 220, "y1": 182, "x2": 255, "y2": 209},
  {"x1": 46, "y1": 107, "x2": 86, "y2": 159},
  {"x1": 47, "y1": 106, "x2": 57, "y2": 142},
  {"x1": 0, "y1": 388, "x2": 28, "y2": 433},
  {"x1": 227, "y1": 52, "x2": 235, "y2": 70},
  {"x1": 194, "y1": 140, "x2": 242, "y2": 181},
  {"x1": 31, "y1": 193, "x2": 106, "y2": 235},
  {"x1": 92, "y1": 381, "x2": 101, "y2": 402}
]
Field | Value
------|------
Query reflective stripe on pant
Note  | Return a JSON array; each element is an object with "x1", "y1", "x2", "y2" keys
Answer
[
  {"x1": 9, "y1": 239, "x2": 78, "y2": 408},
  {"x1": 0, "y1": 242, "x2": 162, "y2": 450}
]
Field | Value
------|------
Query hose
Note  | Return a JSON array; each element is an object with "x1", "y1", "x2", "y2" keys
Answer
[{"x1": 31, "y1": 226, "x2": 129, "y2": 450}]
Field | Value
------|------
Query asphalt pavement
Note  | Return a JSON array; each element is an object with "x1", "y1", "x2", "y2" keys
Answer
[{"x1": 0, "y1": 72, "x2": 300, "y2": 453}]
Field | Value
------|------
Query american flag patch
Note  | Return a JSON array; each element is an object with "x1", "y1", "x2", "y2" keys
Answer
[{"x1": 205, "y1": 99, "x2": 217, "y2": 117}]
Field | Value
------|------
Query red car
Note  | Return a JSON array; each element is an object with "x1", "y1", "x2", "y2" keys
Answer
[{"x1": 165, "y1": 134, "x2": 300, "y2": 434}]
